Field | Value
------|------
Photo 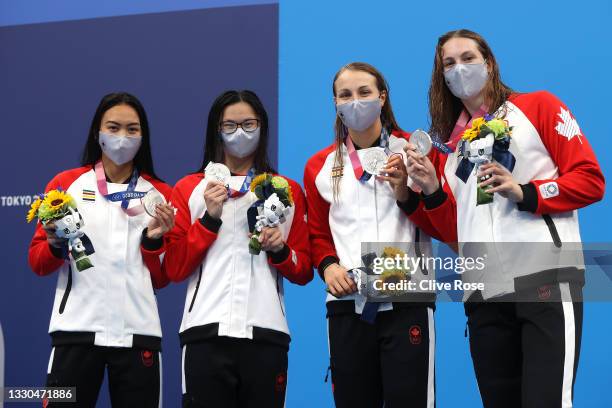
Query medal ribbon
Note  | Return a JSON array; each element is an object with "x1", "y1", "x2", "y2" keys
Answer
[
  {"x1": 94, "y1": 160, "x2": 145, "y2": 216},
  {"x1": 431, "y1": 139, "x2": 454, "y2": 155},
  {"x1": 228, "y1": 167, "x2": 256, "y2": 198},
  {"x1": 446, "y1": 104, "x2": 489, "y2": 151}
]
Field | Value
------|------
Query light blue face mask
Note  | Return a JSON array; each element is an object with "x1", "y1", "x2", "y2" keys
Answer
[
  {"x1": 336, "y1": 98, "x2": 382, "y2": 131},
  {"x1": 444, "y1": 62, "x2": 488, "y2": 100}
]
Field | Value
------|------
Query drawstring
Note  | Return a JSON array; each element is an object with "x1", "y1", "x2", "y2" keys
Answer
[
  {"x1": 464, "y1": 322, "x2": 469, "y2": 338},
  {"x1": 324, "y1": 365, "x2": 331, "y2": 382}
]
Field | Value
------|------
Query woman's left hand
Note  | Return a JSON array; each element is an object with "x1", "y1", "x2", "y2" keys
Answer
[
  {"x1": 258, "y1": 227, "x2": 285, "y2": 253},
  {"x1": 377, "y1": 154, "x2": 410, "y2": 202},
  {"x1": 477, "y1": 162, "x2": 523, "y2": 203},
  {"x1": 146, "y1": 203, "x2": 176, "y2": 239}
]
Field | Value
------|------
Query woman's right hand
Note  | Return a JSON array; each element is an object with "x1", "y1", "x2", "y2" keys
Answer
[
  {"x1": 324, "y1": 263, "x2": 357, "y2": 297},
  {"x1": 42, "y1": 222, "x2": 66, "y2": 248},
  {"x1": 404, "y1": 143, "x2": 440, "y2": 195},
  {"x1": 203, "y1": 180, "x2": 228, "y2": 219}
]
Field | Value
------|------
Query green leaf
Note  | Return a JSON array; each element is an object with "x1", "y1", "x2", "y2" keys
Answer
[{"x1": 476, "y1": 185, "x2": 494, "y2": 205}]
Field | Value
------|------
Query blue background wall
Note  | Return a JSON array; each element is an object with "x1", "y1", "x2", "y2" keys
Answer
[
  {"x1": 1, "y1": 0, "x2": 611, "y2": 407},
  {"x1": 0, "y1": 2, "x2": 278, "y2": 407},
  {"x1": 279, "y1": 2, "x2": 612, "y2": 407}
]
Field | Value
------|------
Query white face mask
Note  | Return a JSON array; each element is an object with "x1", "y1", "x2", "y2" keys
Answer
[
  {"x1": 336, "y1": 98, "x2": 382, "y2": 131},
  {"x1": 98, "y1": 132, "x2": 142, "y2": 166},
  {"x1": 221, "y1": 128, "x2": 260, "y2": 159},
  {"x1": 444, "y1": 62, "x2": 488, "y2": 100}
]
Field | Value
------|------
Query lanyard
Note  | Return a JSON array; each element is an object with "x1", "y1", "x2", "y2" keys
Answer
[
  {"x1": 228, "y1": 167, "x2": 256, "y2": 198},
  {"x1": 94, "y1": 160, "x2": 145, "y2": 216},
  {"x1": 345, "y1": 127, "x2": 391, "y2": 181},
  {"x1": 447, "y1": 104, "x2": 489, "y2": 151}
]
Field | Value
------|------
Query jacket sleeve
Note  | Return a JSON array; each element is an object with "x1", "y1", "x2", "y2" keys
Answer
[
  {"x1": 515, "y1": 91, "x2": 605, "y2": 214},
  {"x1": 400, "y1": 149, "x2": 458, "y2": 244},
  {"x1": 28, "y1": 175, "x2": 69, "y2": 276},
  {"x1": 266, "y1": 179, "x2": 313, "y2": 285},
  {"x1": 303, "y1": 154, "x2": 339, "y2": 279},
  {"x1": 140, "y1": 180, "x2": 173, "y2": 289},
  {"x1": 392, "y1": 129, "x2": 457, "y2": 243},
  {"x1": 397, "y1": 188, "x2": 453, "y2": 243},
  {"x1": 164, "y1": 176, "x2": 220, "y2": 283}
]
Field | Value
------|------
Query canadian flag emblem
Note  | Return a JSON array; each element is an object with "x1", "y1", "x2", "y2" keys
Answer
[{"x1": 555, "y1": 107, "x2": 582, "y2": 144}]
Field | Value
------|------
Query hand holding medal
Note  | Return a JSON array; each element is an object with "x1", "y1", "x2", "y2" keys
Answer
[
  {"x1": 360, "y1": 147, "x2": 388, "y2": 176},
  {"x1": 404, "y1": 133, "x2": 441, "y2": 196},
  {"x1": 204, "y1": 161, "x2": 231, "y2": 187},
  {"x1": 409, "y1": 129, "x2": 434, "y2": 156},
  {"x1": 143, "y1": 189, "x2": 176, "y2": 240},
  {"x1": 376, "y1": 153, "x2": 410, "y2": 202},
  {"x1": 203, "y1": 161, "x2": 231, "y2": 219}
]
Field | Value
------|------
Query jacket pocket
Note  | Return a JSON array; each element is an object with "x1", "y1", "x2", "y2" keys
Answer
[
  {"x1": 542, "y1": 214, "x2": 562, "y2": 248},
  {"x1": 58, "y1": 265, "x2": 72, "y2": 314},
  {"x1": 188, "y1": 265, "x2": 203, "y2": 313}
]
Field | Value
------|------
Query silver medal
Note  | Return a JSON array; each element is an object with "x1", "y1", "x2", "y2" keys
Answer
[
  {"x1": 204, "y1": 162, "x2": 231, "y2": 185},
  {"x1": 361, "y1": 148, "x2": 388, "y2": 176},
  {"x1": 141, "y1": 189, "x2": 166, "y2": 217},
  {"x1": 409, "y1": 129, "x2": 433, "y2": 155}
]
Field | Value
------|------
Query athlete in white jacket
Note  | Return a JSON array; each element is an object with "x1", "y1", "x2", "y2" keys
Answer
[
  {"x1": 405, "y1": 30, "x2": 604, "y2": 408},
  {"x1": 305, "y1": 62, "x2": 440, "y2": 408},
  {"x1": 165, "y1": 90, "x2": 312, "y2": 408},
  {"x1": 28, "y1": 93, "x2": 175, "y2": 408}
]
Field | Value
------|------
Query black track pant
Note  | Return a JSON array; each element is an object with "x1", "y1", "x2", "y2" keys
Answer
[
  {"x1": 327, "y1": 302, "x2": 435, "y2": 408},
  {"x1": 45, "y1": 344, "x2": 161, "y2": 407},
  {"x1": 465, "y1": 282, "x2": 583, "y2": 408},
  {"x1": 181, "y1": 337, "x2": 288, "y2": 408}
]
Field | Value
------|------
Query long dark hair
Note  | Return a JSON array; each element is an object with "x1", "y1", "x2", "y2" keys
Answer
[
  {"x1": 429, "y1": 29, "x2": 514, "y2": 142},
  {"x1": 197, "y1": 90, "x2": 275, "y2": 174},
  {"x1": 81, "y1": 92, "x2": 160, "y2": 179},
  {"x1": 331, "y1": 62, "x2": 401, "y2": 198}
]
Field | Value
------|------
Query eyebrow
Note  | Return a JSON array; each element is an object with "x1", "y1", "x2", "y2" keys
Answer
[
  {"x1": 221, "y1": 118, "x2": 258, "y2": 123},
  {"x1": 104, "y1": 120, "x2": 140, "y2": 126},
  {"x1": 443, "y1": 51, "x2": 477, "y2": 63},
  {"x1": 337, "y1": 85, "x2": 372, "y2": 93}
]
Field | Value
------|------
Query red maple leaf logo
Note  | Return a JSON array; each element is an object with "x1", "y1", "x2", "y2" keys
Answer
[{"x1": 409, "y1": 325, "x2": 422, "y2": 344}]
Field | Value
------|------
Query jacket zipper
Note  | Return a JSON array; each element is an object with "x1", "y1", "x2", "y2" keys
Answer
[
  {"x1": 188, "y1": 265, "x2": 203, "y2": 313},
  {"x1": 228, "y1": 199, "x2": 237, "y2": 328},
  {"x1": 374, "y1": 181, "x2": 379, "y2": 240},
  {"x1": 58, "y1": 265, "x2": 72, "y2": 314},
  {"x1": 542, "y1": 214, "x2": 562, "y2": 248}
]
